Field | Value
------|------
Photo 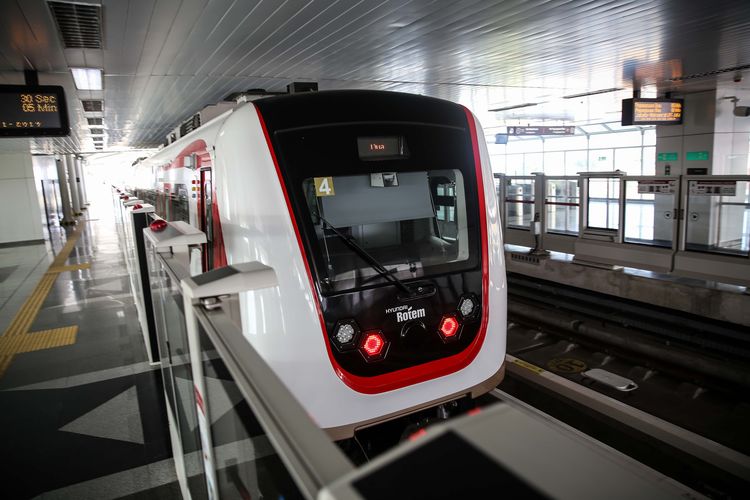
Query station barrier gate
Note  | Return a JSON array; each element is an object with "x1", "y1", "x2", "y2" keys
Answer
[{"x1": 497, "y1": 173, "x2": 750, "y2": 286}]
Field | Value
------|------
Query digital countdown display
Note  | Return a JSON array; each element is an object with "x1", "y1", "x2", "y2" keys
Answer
[
  {"x1": 621, "y1": 98, "x2": 683, "y2": 126},
  {"x1": 0, "y1": 85, "x2": 70, "y2": 137},
  {"x1": 357, "y1": 136, "x2": 408, "y2": 160}
]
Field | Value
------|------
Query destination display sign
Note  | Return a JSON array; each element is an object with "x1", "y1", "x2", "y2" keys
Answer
[
  {"x1": 357, "y1": 136, "x2": 407, "y2": 160},
  {"x1": 0, "y1": 85, "x2": 69, "y2": 137},
  {"x1": 622, "y1": 98, "x2": 683, "y2": 126},
  {"x1": 507, "y1": 126, "x2": 576, "y2": 136}
]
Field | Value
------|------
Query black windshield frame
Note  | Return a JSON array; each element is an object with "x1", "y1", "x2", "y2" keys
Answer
[{"x1": 274, "y1": 121, "x2": 482, "y2": 296}]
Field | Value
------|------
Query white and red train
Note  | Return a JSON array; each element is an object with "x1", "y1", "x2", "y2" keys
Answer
[{"x1": 127, "y1": 90, "x2": 507, "y2": 438}]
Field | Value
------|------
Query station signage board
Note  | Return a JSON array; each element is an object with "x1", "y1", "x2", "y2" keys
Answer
[
  {"x1": 0, "y1": 85, "x2": 70, "y2": 137},
  {"x1": 637, "y1": 180, "x2": 676, "y2": 194},
  {"x1": 686, "y1": 151, "x2": 710, "y2": 161},
  {"x1": 689, "y1": 180, "x2": 736, "y2": 196},
  {"x1": 507, "y1": 126, "x2": 576, "y2": 136},
  {"x1": 621, "y1": 98, "x2": 683, "y2": 126},
  {"x1": 657, "y1": 152, "x2": 678, "y2": 162}
]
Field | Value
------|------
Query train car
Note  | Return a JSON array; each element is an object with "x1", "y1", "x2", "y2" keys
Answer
[{"x1": 140, "y1": 90, "x2": 507, "y2": 438}]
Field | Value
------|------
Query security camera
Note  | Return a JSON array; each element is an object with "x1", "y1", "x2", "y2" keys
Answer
[{"x1": 734, "y1": 106, "x2": 750, "y2": 117}]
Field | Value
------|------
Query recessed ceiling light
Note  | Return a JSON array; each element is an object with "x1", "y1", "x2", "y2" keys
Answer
[{"x1": 71, "y1": 68, "x2": 103, "y2": 90}]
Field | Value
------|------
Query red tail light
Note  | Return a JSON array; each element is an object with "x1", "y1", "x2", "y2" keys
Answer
[
  {"x1": 150, "y1": 219, "x2": 168, "y2": 232},
  {"x1": 438, "y1": 315, "x2": 460, "y2": 340},
  {"x1": 359, "y1": 331, "x2": 387, "y2": 361}
]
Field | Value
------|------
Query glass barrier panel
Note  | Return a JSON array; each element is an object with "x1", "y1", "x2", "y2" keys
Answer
[
  {"x1": 198, "y1": 323, "x2": 304, "y2": 500},
  {"x1": 685, "y1": 180, "x2": 750, "y2": 257},
  {"x1": 586, "y1": 177, "x2": 620, "y2": 231},
  {"x1": 505, "y1": 177, "x2": 534, "y2": 228},
  {"x1": 149, "y1": 255, "x2": 209, "y2": 500},
  {"x1": 623, "y1": 180, "x2": 673, "y2": 248},
  {"x1": 545, "y1": 178, "x2": 579, "y2": 235}
]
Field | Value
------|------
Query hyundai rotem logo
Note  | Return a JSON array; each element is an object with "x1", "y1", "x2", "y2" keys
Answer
[{"x1": 385, "y1": 305, "x2": 426, "y2": 323}]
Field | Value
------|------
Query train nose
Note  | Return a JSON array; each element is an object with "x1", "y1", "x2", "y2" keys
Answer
[{"x1": 400, "y1": 320, "x2": 428, "y2": 347}]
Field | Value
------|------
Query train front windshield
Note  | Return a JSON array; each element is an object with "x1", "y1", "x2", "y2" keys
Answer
[{"x1": 302, "y1": 168, "x2": 475, "y2": 293}]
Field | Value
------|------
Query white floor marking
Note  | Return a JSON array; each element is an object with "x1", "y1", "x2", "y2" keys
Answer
[{"x1": 59, "y1": 385, "x2": 145, "y2": 444}]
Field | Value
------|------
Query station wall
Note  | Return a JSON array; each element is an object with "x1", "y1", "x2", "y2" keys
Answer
[{"x1": 0, "y1": 153, "x2": 44, "y2": 245}]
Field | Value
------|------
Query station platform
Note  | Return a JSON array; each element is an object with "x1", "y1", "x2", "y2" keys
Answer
[{"x1": 0, "y1": 194, "x2": 178, "y2": 499}]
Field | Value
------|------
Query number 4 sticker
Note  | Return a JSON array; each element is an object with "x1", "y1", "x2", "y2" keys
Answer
[{"x1": 314, "y1": 176, "x2": 335, "y2": 197}]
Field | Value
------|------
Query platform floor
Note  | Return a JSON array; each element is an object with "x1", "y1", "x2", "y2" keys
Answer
[{"x1": 0, "y1": 192, "x2": 180, "y2": 499}]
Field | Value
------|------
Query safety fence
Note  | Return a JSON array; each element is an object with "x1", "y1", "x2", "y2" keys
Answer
[{"x1": 496, "y1": 173, "x2": 750, "y2": 286}]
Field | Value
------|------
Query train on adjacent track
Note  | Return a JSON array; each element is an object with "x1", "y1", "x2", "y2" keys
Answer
[{"x1": 125, "y1": 90, "x2": 507, "y2": 438}]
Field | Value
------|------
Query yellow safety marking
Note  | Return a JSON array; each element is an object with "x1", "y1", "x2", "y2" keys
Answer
[
  {"x1": 47, "y1": 263, "x2": 91, "y2": 274},
  {"x1": 0, "y1": 223, "x2": 87, "y2": 378},
  {"x1": 547, "y1": 357, "x2": 588, "y2": 374},
  {"x1": 3, "y1": 274, "x2": 58, "y2": 338},
  {"x1": 511, "y1": 357, "x2": 545, "y2": 375},
  {"x1": 0, "y1": 327, "x2": 77, "y2": 355}
]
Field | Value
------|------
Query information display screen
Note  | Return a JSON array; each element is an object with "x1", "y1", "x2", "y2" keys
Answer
[
  {"x1": 357, "y1": 136, "x2": 407, "y2": 160},
  {"x1": 0, "y1": 85, "x2": 70, "y2": 137},
  {"x1": 621, "y1": 98, "x2": 683, "y2": 126}
]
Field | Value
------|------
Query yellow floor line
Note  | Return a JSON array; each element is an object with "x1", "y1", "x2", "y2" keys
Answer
[
  {"x1": 48, "y1": 263, "x2": 92, "y2": 273},
  {"x1": 0, "y1": 223, "x2": 88, "y2": 377}
]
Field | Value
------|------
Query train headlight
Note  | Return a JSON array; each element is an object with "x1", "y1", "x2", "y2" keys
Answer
[
  {"x1": 359, "y1": 331, "x2": 388, "y2": 361},
  {"x1": 336, "y1": 323, "x2": 355, "y2": 344},
  {"x1": 332, "y1": 320, "x2": 360, "y2": 352},
  {"x1": 438, "y1": 314, "x2": 460, "y2": 342},
  {"x1": 458, "y1": 294, "x2": 479, "y2": 320}
]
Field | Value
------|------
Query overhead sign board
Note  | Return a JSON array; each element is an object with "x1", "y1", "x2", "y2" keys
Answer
[
  {"x1": 621, "y1": 98, "x2": 683, "y2": 126},
  {"x1": 0, "y1": 85, "x2": 70, "y2": 137},
  {"x1": 507, "y1": 126, "x2": 576, "y2": 136}
]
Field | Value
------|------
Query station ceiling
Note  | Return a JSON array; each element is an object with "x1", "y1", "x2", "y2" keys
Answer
[{"x1": 1, "y1": 0, "x2": 749, "y2": 155}]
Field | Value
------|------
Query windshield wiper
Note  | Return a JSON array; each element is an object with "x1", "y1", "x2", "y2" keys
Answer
[{"x1": 317, "y1": 214, "x2": 413, "y2": 296}]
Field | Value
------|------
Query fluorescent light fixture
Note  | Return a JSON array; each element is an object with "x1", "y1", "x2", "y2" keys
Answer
[
  {"x1": 488, "y1": 102, "x2": 539, "y2": 112},
  {"x1": 71, "y1": 68, "x2": 102, "y2": 90},
  {"x1": 563, "y1": 87, "x2": 623, "y2": 99}
]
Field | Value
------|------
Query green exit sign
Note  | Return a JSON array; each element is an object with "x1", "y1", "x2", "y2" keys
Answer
[
  {"x1": 657, "y1": 152, "x2": 678, "y2": 161},
  {"x1": 686, "y1": 151, "x2": 710, "y2": 161}
]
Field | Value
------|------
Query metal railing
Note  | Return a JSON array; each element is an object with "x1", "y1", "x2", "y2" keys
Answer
[{"x1": 143, "y1": 223, "x2": 354, "y2": 500}]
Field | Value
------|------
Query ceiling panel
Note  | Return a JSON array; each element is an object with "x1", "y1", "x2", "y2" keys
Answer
[{"x1": 0, "y1": 0, "x2": 748, "y2": 155}]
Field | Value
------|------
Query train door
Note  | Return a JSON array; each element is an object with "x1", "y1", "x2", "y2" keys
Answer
[{"x1": 200, "y1": 168, "x2": 213, "y2": 271}]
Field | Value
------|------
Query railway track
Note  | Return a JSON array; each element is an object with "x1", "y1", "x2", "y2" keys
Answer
[{"x1": 501, "y1": 275, "x2": 750, "y2": 498}]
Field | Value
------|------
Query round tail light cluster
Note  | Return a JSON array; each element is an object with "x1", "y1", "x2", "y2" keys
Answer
[
  {"x1": 437, "y1": 294, "x2": 480, "y2": 342},
  {"x1": 438, "y1": 315, "x2": 460, "y2": 339},
  {"x1": 360, "y1": 331, "x2": 387, "y2": 361},
  {"x1": 331, "y1": 320, "x2": 389, "y2": 362}
]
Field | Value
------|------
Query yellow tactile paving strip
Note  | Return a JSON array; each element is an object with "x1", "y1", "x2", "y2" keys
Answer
[
  {"x1": 0, "y1": 224, "x2": 88, "y2": 378},
  {"x1": 48, "y1": 263, "x2": 92, "y2": 274}
]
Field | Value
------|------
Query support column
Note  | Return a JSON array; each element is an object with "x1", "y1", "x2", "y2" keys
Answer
[
  {"x1": 64, "y1": 155, "x2": 81, "y2": 215},
  {"x1": 78, "y1": 156, "x2": 90, "y2": 206},
  {"x1": 74, "y1": 156, "x2": 87, "y2": 208},
  {"x1": 55, "y1": 156, "x2": 75, "y2": 225}
]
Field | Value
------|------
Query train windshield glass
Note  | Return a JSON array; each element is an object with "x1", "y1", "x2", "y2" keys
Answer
[{"x1": 302, "y1": 169, "x2": 474, "y2": 293}]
